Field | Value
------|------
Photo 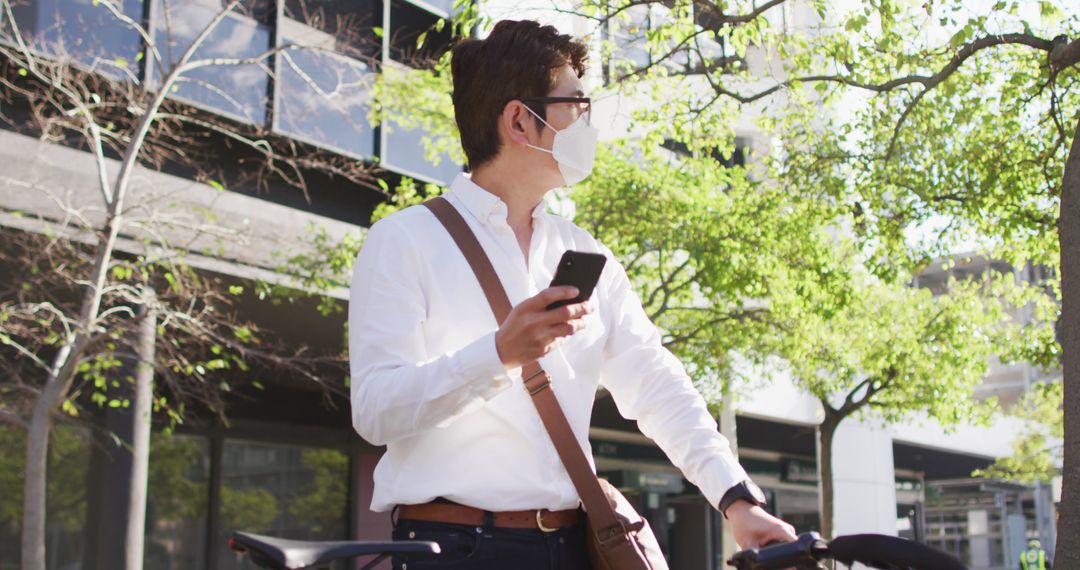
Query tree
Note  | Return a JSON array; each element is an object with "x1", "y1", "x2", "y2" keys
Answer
[
  {"x1": 976, "y1": 381, "x2": 1064, "y2": 483},
  {"x1": 555, "y1": 0, "x2": 1076, "y2": 556},
  {"x1": 0, "y1": 1, "x2": 362, "y2": 567},
  {"x1": 570, "y1": 145, "x2": 1020, "y2": 539}
]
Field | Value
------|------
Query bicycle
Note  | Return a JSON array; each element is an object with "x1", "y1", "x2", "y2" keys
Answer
[
  {"x1": 229, "y1": 529, "x2": 967, "y2": 570},
  {"x1": 727, "y1": 531, "x2": 968, "y2": 570},
  {"x1": 227, "y1": 531, "x2": 440, "y2": 570}
]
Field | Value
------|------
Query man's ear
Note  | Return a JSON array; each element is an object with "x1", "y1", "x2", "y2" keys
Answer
[{"x1": 499, "y1": 100, "x2": 534, "y2": 147}]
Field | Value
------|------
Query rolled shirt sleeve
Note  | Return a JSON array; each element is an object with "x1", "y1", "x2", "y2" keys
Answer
[
  {"x1": 348, "y1": 215, "x2": 512, "y2": 446},
  {"x1": 598, "y1": 252, "x2": 749, "y2": 509}
]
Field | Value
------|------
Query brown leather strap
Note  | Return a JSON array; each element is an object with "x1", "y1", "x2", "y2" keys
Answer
[
  {"x1": 422, "y1": 197, "x2": 625, "y2": 539},
  {"x1": 398, "y1": 502, "x2": 580, "y2": 530}
]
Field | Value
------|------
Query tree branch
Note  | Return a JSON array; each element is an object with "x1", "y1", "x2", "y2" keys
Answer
[
  {"x1": 0, "y1": 408, "x2": 28, "y2": 429},
  {"x1": 697, "y1": 33, "x2": 1073, "y2": 105},
  {"x1": 693, "y1": 0, "x2": 788, "y2": 26}
]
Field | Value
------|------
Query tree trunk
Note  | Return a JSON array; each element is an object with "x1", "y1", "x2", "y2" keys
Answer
[
  {"x1": 20, "y1": 378, "x2": 60, "y2": 570},
  {"x1": 1055, "y1": 116, "x2": 1079, "y2": 567},
  {"x1": 124, "y1": 288, "x2": 156, "y2": 570},
  {"x1": 817, "y1": 414, "x2": 839, "y2": 540}
]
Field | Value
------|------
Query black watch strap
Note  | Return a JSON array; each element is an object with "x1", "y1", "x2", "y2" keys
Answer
[{"x1": 719, "y1": 480, "x2": 766, "y2": 518}]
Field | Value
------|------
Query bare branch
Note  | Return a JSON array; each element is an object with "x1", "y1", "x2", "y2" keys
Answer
[
  {"x1": 692, "y1": 0, "x2": 788, "y2": 26},
  {"x1": 0, "y1": 330, "x2": 51, "y2": 371},
  {"x1": 92, "y1": 0, "x2": 167, "y2": 80},
  {"x1": 696, "y1": 33, "x2": 1074, "y2": 105},
  {"x1": 1049, "y1": 36, "x2": 1080, "y2": 72},
  {"x1": 0, "y1": 408, "x2": 28, "y2": 429},
  {"x1": 662, "y1": 307, "x2": 769, "y2": 348}
]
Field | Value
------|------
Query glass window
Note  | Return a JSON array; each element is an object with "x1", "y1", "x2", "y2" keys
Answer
[
  {"x1": 215, "y1": 441, "x2": 349, "y2": 570},
  {"x1": 407, "y1": 0, "x2": 453, "y2": 18},
  {"x1": 382, "y1": 119, "x2": 461, "y2": 185},
  {"x1": 144, "y1": 435, "x2": 211, "y2": 570},
  {"x1": 387, "y1": 0, "x2": 452, "y2": 67},
  {"x1": 12, "y1": 0, "x2": 145, "y2": 81},
  {"x1": 282, "y1": 0, "x2": 381, "y2": 61},
  {"x1": 151, "y1": 0, "x2": 272, "y2": 124},
  {"x1": 380, "y1": 0, "x2": 459, "y2": 183},
  {"x1": 0, "y1": 424, "x2": 90, "y2": 570},
  {"x1": 274, "y1": 9, "x2": 378, "y2": 158},
  {"x1": 770, "y1": 487, "x2": 820, "y2": 533}
]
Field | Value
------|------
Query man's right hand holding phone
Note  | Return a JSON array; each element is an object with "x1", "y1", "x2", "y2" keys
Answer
[{"x1": 495, "y1": 286, "x2": 592, "y2": 369}]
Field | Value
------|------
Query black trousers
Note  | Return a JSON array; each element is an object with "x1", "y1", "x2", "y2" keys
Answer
[{"x1": 391, "y1": 518, "x2": 592, "y2": 570}]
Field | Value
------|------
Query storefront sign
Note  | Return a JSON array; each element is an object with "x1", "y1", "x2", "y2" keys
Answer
[
  {"x1": 601, "y1": 469, "x2": 686, "y2": 494},
  {"x1": 781, "y1": 458, "x2": 818, "y2": 484}
]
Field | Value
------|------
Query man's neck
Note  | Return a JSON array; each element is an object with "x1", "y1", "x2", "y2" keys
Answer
[{"x1": 469, "y1": 162, "x2": 551, "y2": 233}]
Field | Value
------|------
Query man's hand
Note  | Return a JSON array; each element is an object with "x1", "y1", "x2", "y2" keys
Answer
[
  {"x1": 726, "y1": 501, "x2": 798, "y2": 550},
  {"x1": 495, "y1": 286, "x2": 592, "y2": 369}
]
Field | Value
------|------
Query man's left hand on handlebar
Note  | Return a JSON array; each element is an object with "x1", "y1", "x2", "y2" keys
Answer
[{"x1": 726, "y1": 502, "x2": 798, "y2": 550}]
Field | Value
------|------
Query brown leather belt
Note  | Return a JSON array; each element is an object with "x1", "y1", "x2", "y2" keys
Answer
[{"x1": 398, "y1": 502, "x2": 580, "y2": 532}]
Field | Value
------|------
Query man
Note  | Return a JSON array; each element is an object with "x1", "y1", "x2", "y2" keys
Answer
[
  {"x1": 349, "y1": 19, "x2": 797, "y2": 569},
  {"x1": 1020, "y1": 538, "x2": 1051, "y2": 570}
]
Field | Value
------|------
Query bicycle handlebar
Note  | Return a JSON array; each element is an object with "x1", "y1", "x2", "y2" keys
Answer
[{"x1": 727, "y1": 532, "x2": 968, "y2": 570}]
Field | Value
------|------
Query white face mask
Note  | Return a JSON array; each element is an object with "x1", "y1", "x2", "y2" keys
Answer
[{"x1": 524, "y1": 106, "x2": 599, "y2": 186}]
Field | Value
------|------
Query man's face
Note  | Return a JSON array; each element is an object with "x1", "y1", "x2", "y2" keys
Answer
[
  {"x1": 541, "y1": 64, "x2": 589, "y2": 131},
  {"x1": 523, "y1": 63, "x2": 590, "y2": 186}
]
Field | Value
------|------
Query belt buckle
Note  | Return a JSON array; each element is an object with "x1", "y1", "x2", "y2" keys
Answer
[{"x1": 536, "y1": 510, "x2": 557, "y2": 533}]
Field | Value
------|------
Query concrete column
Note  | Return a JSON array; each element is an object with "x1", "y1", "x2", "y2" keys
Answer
[
  {"x1": 87, "y1": 367, "x2": 139, "y2": 570},
  {"x1": 1035, "y1": 481, "x2": 1057, "y2": 555},
  {"x1": 830, "y1": 421, "x2": 898, "y2": 537}
]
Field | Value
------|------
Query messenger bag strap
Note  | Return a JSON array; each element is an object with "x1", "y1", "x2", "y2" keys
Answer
[{"x1": 422, "y1": 197, "x2": 624, "y2": 538}]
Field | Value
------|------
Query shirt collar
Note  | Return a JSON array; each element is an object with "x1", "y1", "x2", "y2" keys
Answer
[{"x1": 449, "y1": 173, "x2": 547, "y2": 226}]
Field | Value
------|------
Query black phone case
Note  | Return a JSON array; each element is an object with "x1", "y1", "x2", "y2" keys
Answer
[{"x1": 546, "y1": 250, "x2": 607, "y2": 310}]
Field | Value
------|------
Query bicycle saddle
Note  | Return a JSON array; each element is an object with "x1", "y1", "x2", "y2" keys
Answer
[{"x1": 229, "y1": 531, "x2": 441, "y2": 570}]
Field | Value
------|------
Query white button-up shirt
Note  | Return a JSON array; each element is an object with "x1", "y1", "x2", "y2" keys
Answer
[{"x1": 349, "y1": 173, "x2": 748, "y2": 513}]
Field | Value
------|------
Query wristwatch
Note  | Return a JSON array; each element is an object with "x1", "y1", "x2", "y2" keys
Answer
[{"x1": 719, "y1": 480, "x2": 767, "y2": 518}]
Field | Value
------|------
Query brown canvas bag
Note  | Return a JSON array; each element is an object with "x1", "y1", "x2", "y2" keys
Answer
[{"x1": 423, "y1": 197, "x2": 669, "y2": 570}]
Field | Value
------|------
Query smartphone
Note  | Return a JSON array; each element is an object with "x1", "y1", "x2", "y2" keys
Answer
[{"x1": 546, "y1": 250, "x2": 607, "y2": 310}]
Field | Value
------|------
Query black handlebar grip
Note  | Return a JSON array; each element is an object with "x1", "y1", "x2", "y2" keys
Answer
[
  {"x1": 828, "y1": 534, "x2": 968, "y2": 570},
  {"x1": 727, "y1": 533, "x2": 827, "y2": 570}
]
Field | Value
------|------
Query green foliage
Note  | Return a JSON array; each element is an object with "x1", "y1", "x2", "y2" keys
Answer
[
  {"x1": 976, "y1": 381, "x2": 1064, "y2": 483},
  {"x1": 372, "y1": 177, "x2": 446, "y2": 222},
  {"x1": 783, "y1": 272, "x2": 1016, "y2": 426},
  {"x1": 370, "y1": 56, "x2": 463, "y2": 168},
  {"x1": 571, "y1": 143, "x2": 849, "y2": 393},
  {"x1": 219, "y1": 486, "x2": 278, "y2": 534},
  {"x1": 287, "y1": 449, "x2": 349, "y2": 535},
  {"x1": 553, "y1": 0, "x2": 1073, "y2": 492},
  {"x1": 0, "y1": 426, "x2": 89, "y2": 532},
  {"x1": 147, "y1": 436, "x2": 208, "y2": 523}
]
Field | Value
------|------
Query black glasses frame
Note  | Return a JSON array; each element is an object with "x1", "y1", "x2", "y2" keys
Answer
[
  {"x1": 519, "y1": 96, "x2": 592, "y2": 106},
  {"x1": 519, "y1": 96, "x2": 592, "y2": 123}
]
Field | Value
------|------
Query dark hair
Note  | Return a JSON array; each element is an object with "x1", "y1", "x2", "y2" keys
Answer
[{"x1": 450, "y1": 20, "x2": 588, "y2": 170}]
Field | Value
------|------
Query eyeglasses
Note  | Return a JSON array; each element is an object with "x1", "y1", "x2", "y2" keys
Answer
[{"x1": 520, "y1": 96, "x2": 592, "y2": 125}]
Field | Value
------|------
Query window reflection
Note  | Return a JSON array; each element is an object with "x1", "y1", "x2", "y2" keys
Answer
[
  {"x1": 152, "y1": 0, "x2": 272, "y2": 124},
  {"x1": 282, "y1": 0, "x2": 381, "y2": 61},
  {"x1": 0, "y1": 425, "x2": 89, "y2": 570},
  {"x1": 216, "y1": 441, "x2": 349, "y2": 570},
  {"x1": 384, "y1": 120, "x2": 461, "y2": 185},
  {"x1": 276, "y1": 15, "x2": 377, "y2": 159},
  {"x1": 12, "y1": 0, "x2": 145, "y2": 82},
  {"x1": 144, "y1": 435, "x2": 210, "y2": 570}
]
